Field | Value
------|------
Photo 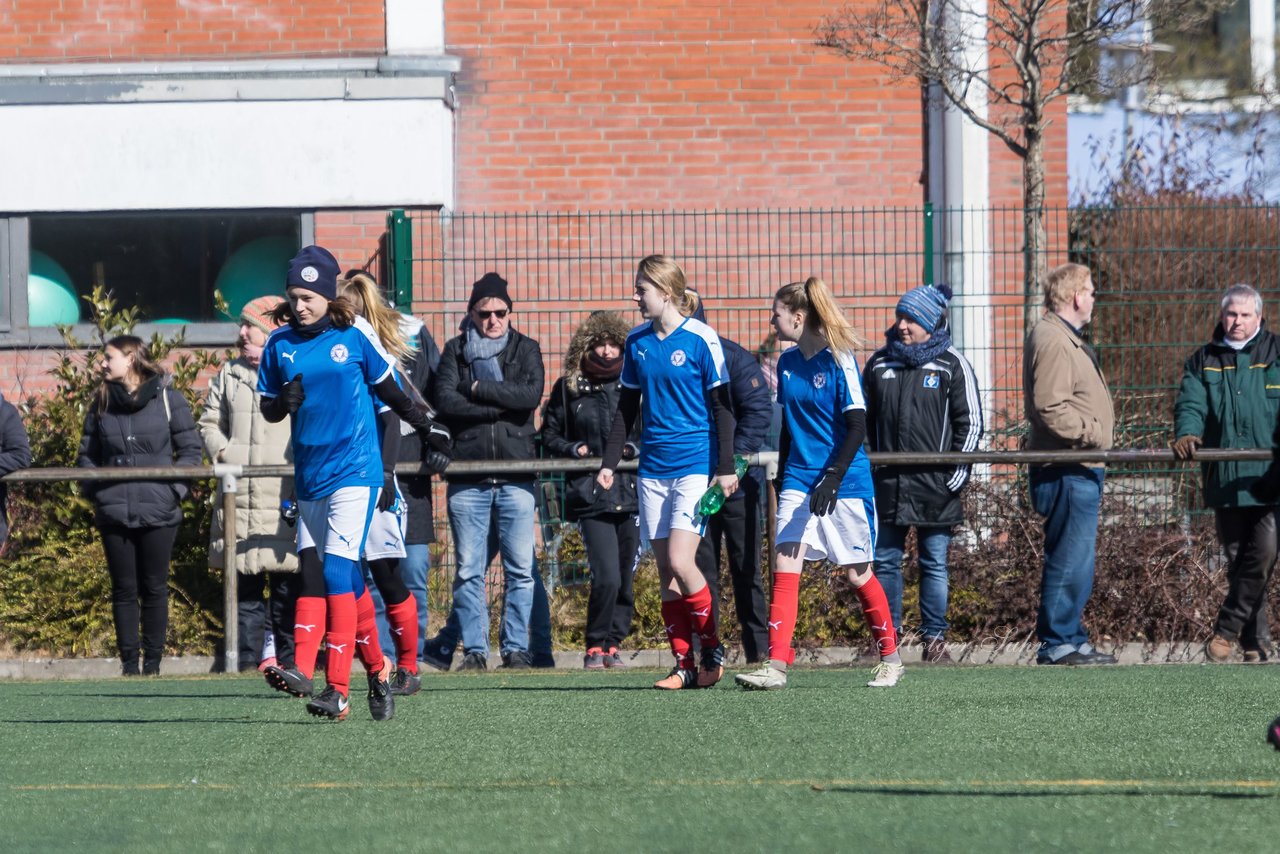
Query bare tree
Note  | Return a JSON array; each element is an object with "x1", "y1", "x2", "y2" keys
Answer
[{"x1": 816, "y1": 0, "x2": 1216, "y2": 323}]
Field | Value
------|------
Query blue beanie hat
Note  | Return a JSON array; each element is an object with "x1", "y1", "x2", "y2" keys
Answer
[
  {"x1": 285, "y1": 245, "x2": 340, "y2": 301},
  {"x1": 896, "y1": 283, "x2": 952, "y2": 333}
]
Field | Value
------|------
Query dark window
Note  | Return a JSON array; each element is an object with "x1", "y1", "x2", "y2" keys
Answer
[{"x1": 28, "y1": 212, "x2": 301, "y2": 327}]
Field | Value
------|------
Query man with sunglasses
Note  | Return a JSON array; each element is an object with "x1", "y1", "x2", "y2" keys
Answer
[{"x1": 430, "y1": 273, "x2": 546, "y2": 670}]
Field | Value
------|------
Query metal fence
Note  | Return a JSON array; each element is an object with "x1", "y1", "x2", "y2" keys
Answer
[{"x1": 377, "y1": 202, "x2": 1280, "y2": 596}]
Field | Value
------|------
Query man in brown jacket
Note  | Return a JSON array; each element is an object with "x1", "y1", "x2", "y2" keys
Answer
[{"x1": 1023, "y1": 262, "x2": 1117, "y2": 665}]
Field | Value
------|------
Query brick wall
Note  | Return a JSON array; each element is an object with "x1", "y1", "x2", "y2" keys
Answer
[
  {"x1": 444, "y1": 0, "x2": 1066, "y2": 215},
  {"x1": 314, "y1": 210, "x2": 392, "y2": 276},
  {"x1": 1, "y1": 1, "x2": 386, "y2": 62}
]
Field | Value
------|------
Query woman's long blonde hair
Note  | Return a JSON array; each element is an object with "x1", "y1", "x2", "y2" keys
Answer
[
  {"x1": 339, "y1": 271, "x2": 411, "y2": 366},
  {"x1": 774, "y1": 276, "x2": 862, "y2": 357},
  {"x1": 637, "y1": 255, "x2": 700, "y2": 318}
]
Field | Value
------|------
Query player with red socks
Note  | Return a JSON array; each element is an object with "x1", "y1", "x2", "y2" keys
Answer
[
  {"x1": 257, "y1": 245, "x2": 449, "y2": 720},
  {"x1": 337, "y1": 270, "x2": 449, "y2": 695},
  {"x1": 737, "y1": 276, "x2": 904, "y2": 691},
  {"x1": 598, "y1": 255, "x2": 739, "y2": 690}
]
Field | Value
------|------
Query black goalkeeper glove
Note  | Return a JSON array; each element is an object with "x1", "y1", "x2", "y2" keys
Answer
[
  {"x1": 426, "y1": 451, "x2": 451, "y2": 475},
  {"x1": 279, "y1": 373, "x2": 306, "y2": 414},
  {"x1": 809, "y1": 468, "x2": 841, "y2": 517},
  {"x1": 377, "y1": 472, "x2": 397, "y2": 512},
  {"x1": 419, "y1": 420, "x2": 452, "y2": 454}
]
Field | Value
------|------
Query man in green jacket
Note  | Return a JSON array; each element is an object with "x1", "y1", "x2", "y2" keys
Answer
[{"x1": 1172, "y1": 283, "x2": 1280, "y2": 663}]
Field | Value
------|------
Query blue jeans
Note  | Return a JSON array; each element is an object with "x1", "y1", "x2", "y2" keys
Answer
[
  {"x1": 1030, "y1": 465, "x2": 1104, "y2": 662},
  {"x1": 362, "y1": 545, "x2": 430, "y2": 660},
  {"x1": 434, "y1": 550, "x2": 552, "y2": 661},
  {"x1": 401, "y1": 544, "x2": 431, "y2": 659},
  {"x1": 872, "y1": 522, "x2": 952, "y2": 640},
  {"x1": 447, "y1": 482, "x2": 537, "y2": 658}
]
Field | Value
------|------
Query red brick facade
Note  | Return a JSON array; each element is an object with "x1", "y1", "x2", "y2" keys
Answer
[
  {"x1": 3, "y1": 0, "x2": 1068, "y2": 398},
  {"x1": 1, "y1": 1, "x2": 386, "y2": 62}
]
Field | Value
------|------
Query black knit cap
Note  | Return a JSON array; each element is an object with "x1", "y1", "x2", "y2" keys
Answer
[
  {"x1": 285, "y1": 245, "x2": 340, "y2": 301},
  {"x1": 468, "y1": 272, "x2": 513, "y2": 310}
]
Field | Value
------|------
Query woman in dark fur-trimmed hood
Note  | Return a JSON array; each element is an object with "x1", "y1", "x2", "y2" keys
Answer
[
  {"x1": 561, "y1": 309, "x2": 634, "y2": 395},
  {"x1": 541, "y1": 310, "x2": 640, "y2": 669}
]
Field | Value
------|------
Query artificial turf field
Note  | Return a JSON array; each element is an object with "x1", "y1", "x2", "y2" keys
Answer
[{"x1": 1, "y1": 665, "x2": 1278, "y2": 853}]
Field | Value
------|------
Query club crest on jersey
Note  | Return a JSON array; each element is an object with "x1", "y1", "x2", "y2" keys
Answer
[
  {"x1": 923, "y1": 372, "x2": 940, "y2": 389},
  {"x1": 670, "y1": 349, "x2": 687, "y2": 367},
  {"x1": 330, "y1": 344, "x2": 349, "y2": 363},
  {"x1": 812, "y1": 373, "x2": 826, "y2": 389},
  {"x1": 300, "y1": 265, "x2": 319, "y2": 283}
]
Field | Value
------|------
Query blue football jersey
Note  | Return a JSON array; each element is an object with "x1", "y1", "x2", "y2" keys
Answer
[
  {"x1": 258, "y1": 320, "x2": 395, "y2": 500},
  {"x1": 776, "y1": 346, "x2": 874, "y2": 498},
  {"x1": 620, "y1": 317, "x2": 727, "y2": 478}
]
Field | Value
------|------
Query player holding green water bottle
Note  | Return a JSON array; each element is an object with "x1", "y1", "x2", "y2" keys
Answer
[{"x1": 597, "y1": 255, "x2": 738, "y2": 690}]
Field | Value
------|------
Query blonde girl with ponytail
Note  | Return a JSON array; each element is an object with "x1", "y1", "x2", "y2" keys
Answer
[{"x1": 735, "y1": 276, "x2": 905, "y2": 692}]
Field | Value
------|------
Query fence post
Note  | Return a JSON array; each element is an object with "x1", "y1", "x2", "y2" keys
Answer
[
  {"x1": 922, "y1": 202, "x2": 934, "y2": 285},
  {"x1": 387, "y1": 209, "x2": 413, "y2": 313},
  {"x1": 217, "y1": 465, "x2": 240, "y2": 674}
]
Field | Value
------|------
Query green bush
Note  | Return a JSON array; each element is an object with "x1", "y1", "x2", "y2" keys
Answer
[{"x1": 0, "y1": 287, "x2": 224, "y2": 656}]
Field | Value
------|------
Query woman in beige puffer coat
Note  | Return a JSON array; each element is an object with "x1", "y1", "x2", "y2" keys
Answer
[{"x1": 200, "y1": 295, "x2": 298, "y2": 672}]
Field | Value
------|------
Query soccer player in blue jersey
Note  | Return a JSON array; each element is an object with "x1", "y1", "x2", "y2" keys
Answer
[
  {"x1": 597, "y1": 255, "x2": 739, "y2": 690},
  {"x1": 736, "y1": 276, "x2": 904, "y2": 691},
  {"x1": 322, "y1": 271, "x2": 447, "y2": 695},
  {"x1": 258, "y1": 245, "x2": 448, "y2": 720}
]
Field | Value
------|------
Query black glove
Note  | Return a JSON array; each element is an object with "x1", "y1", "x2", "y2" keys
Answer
[
  {"x1": 426, "y1": 451, "x2": 451, "y2": 475},
  {"x1": 419, "y1": 420, "x2": 453, "y2": 454},
  {"x1": 621, "y1": 441, "x2": 639, "y2": 461},
  {"x1": 377, "y1": 472, "x2": 397, "y2": 512},
  {"x1": 809, "y1": 468, "x2": 841, "y2": 516},
  {"x1": 279, "y1": 373, "x2": 305, "y2": 414}
]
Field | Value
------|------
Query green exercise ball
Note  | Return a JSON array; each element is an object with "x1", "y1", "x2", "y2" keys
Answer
[
  {"x1": 214, "y1": 236, "x2": 297, "y2": 319},
  {"x1": 28, "y1": 251, "x2": 81, "y2": 326}
]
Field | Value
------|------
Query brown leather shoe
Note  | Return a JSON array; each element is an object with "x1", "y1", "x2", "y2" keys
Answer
[
  {"x1": 1205, "y1": 634, "x2": 1233, "y2": 663},
  {"x1": 922, "y1": 638, "x2": 954, "y2": 663}
]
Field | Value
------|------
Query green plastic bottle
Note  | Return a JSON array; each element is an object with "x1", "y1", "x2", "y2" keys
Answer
[{"x1": 696, "y1": 455, "x2": 750, "y2": 517}]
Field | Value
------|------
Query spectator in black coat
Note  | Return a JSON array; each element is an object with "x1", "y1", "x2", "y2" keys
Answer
[
  {"x1": 690, "y1": 295, "x2": 774, "y2": 663},
  {"x1": 541, "y1": 311, "x2": 641, "y2": 669},
  {"x1": 77, "y1": 336, "x2": 203, "y2": 675},
  {"x1": 0, "y1": 391, "x2": 32, "y2": 546}
]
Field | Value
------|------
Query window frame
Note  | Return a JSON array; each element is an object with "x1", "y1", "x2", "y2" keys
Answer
[{"x1": 0, "y1": 211, "x2": 314, "y2": 348}]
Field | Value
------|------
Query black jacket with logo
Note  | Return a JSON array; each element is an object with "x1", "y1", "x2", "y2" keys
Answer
[{"x1": 863, "y1": 343, "x2": 983, "y2": 527}]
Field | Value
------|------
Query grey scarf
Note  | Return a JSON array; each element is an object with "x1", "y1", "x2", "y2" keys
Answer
[{"x1": 462, "y1": 318, "x2": 509, "y2": 381}]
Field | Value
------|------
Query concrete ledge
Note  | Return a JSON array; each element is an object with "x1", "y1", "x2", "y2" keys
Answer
[{"x1": 0, "y1": 642, "x2": 1245, "y2": 681}]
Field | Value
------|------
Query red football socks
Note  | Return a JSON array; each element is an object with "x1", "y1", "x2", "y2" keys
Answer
[
  {"x1": 292, "y1": 596, "x2": 326, "y2": 679},
  {"x1": 353, "y1": 589, "x2": 385, "y2": 673},
  {"x1": 684, "y1": 585, "x2": 720, "y2": 649},
  {"x1": 385, "y1": 595, "x2": 419, "y2": 674},
  {"x1": 854, "y1": 574, "x2": 898, "y2": 657},
  {"x1": 660, "y1": 598, "x2": 694, "y2": 671},
  {"x1": 767, "y1": 572, "x2": 801, "y2": 666},
  {"x1": 324, "y1": 592, "x2": 357, "y2": 697}
]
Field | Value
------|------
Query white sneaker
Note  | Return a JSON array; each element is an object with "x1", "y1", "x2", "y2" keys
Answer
[
  {"x1": 735, "y1": 665, "x2": 788, "y2": 691},
  {"x1": 867, "y1": 661, "x2": 905, "y2": 687}
]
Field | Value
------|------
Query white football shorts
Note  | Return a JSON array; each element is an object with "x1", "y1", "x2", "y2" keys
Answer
[
  {"x1": 638, "y1": 474, "x2": 709, "y2": 542},
  {"x1": 775, "y1": 489, "x2": 877, "y2": 566},
  {"x1": 296, "y1": 485, "x2": 379, "y2": 562}
]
